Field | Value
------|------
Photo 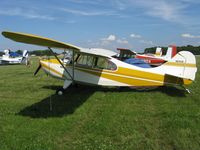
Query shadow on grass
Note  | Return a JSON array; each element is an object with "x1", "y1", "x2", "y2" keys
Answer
[
  {"x1": 18, "y1": 85, "x2": 186, "y2": 118},
  {"x1": 157, "y1": 86, "x2": 187, "y2": 97},
  {"x1": 18, "y1": 85, "x2": 95, "y2": 118}
]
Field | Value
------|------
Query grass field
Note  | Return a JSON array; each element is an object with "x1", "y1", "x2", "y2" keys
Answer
[{"x1": 0, "y1": 57, "x2": 200, "y2": 150}]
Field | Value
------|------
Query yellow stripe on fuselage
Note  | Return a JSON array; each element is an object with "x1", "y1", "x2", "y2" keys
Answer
[
  {"x1": 41, "y1": 59, "x2": 61, "y2": 64},
  {"x1": 164, "y1": 62, "x2": 196, "y2": 68},
  {"x1": 40, "y1": 61, "x2": 65, "y2": 78}
]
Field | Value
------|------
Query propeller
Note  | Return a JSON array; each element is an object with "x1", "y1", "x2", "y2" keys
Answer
[{"x1": 34, "y1": 63, "x2": 41, "y2": 76}]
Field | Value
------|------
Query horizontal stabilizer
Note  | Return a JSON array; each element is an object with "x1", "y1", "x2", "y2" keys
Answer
[{"x1": 2, "y1": 31, "x2": 80, "y2": 51}]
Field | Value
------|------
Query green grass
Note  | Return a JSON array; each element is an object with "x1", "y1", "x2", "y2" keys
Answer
[{"x1": 0, "y1": 57, "x2": 200, "y2": 150}]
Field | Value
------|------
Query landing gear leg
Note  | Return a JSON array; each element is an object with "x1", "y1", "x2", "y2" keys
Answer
[{"x1": 56, "y1": 80, "x2": 72, "y2": 95}]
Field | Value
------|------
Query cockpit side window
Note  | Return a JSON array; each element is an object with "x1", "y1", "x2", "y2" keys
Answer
[
  {"x1": 78, "y1": 55, "x2": 87, "y2": 65},
  {"x1": 76, "y1": 54, "x2": 95, "y2": 67},
  {"x1": 75, "y1": 53, "x2": 117, "y2": 71}
]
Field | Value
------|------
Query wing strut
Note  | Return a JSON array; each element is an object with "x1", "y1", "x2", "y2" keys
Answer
[
  {"x1": 72, "y1": 49, "x2": 75, "y2": 81},
  {"x1": 48, "y1": 47, "x2": 74, "y2": 83}
]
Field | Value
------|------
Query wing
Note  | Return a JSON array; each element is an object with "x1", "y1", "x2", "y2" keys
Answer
[
  {"x1": 117, "y1": 48, "x2": 137, "y2": 54},
  {"x1": 2, "y1": 31, "x2": 80, "y2": 51}
]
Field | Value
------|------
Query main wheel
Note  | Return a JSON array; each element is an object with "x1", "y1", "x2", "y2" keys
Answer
[{"x1": 56, "y1": 88, "x2": 65, "y2": 95}]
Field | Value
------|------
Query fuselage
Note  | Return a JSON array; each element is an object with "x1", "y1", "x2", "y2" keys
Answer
[
  {"x1": 1, "y1": 55, "x2": 23, "y2": 64},
  {"x1": 39, "y1": 52, "x2": 195, "y2": 87}
]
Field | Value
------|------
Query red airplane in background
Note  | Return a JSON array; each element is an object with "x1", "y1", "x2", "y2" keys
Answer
[{"x1": 117, "y1": 45, "x2": 177, "y2": 66}]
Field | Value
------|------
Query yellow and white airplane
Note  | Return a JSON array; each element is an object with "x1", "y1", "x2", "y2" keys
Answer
[{"x1": 2, "y1": 31, "x2": 197, "y2": 95}]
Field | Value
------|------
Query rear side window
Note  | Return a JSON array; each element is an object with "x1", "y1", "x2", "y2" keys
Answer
[{"x1": 96, "y1": 57, "x2": 117, "y2": 71}]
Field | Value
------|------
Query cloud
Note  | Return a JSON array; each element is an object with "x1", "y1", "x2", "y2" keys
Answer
[
  {"x1": 107, "y1": 35, "x2": 116, "y2": 41},
  {"x1": 102, "y1": 35, "x2": 116, "y2": 41},
  {"x1": 130, "y1": 33, "x2": 142, "y2": 38},
  {"x1": 144, "y1": 1, "x2": 185, "y2": 22},
  {"x1": 111, "y1": 0, "x2": 127, "y2": 10},
  {"x1": 181, "y1": 33, "x2": 200, "y2": 38},
  {"x1": 139, "y1": 40, "x2": 155, "y2": 46},
  {"x1": 58, "y1": 8, "x2": 117, "y2": 16},
  {"x1": 117, "y1": 39, "x2": 129, "y2": 44},
  {"x1": 99, "y1": 34, "x2": 129, "y2": 47},
  {"x1": 109, "y1": 0, "x2": 188, "y2": 24},
  {"x1": 100, "y1": 34, "x2": 116, "y2": 46},
  {"x1": 0, "y1": 8, "x2": 55, "y2": 20}
]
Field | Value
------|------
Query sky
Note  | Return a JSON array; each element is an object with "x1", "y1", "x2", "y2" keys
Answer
[{"x1": 0, "y1": 0, "x2": 200, "y2": 52}]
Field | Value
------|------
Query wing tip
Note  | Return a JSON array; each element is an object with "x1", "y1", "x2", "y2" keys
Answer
[
  {"x1": 2, "y1": 31, "x2": 8, "y2": 37},
  {"x1": 2, "y1": 31, "x2": 18, "y2": 38}
]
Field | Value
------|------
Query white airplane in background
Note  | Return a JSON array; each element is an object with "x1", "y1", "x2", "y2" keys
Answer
[
  {"x1": 2, "y1": 31, "x2": 197, "y2": 95},
  {"x1": 0, "y1": 49, "x2": 29, "y2": 65}
]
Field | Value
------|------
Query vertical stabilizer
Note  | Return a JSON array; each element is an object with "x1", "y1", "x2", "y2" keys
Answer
[
  {"x1": 164, "y1": 45, "x2": 177, "y2": 60},
  {"x1": 155, "y1": 47, "x2": 162, "y2": 56},
  {"x1": 162, "y1": 51, "x2": 197, "y2": 81}
]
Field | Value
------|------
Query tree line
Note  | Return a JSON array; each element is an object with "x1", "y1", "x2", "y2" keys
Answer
[
  {"x1": 28, "y1": 50, "x2": 54, "y2": 56},
  {"x1": 1, "y1": 45, "x2": 200, "y2": 56},
  {"x1": 144, "y1": 45, "x2": 200, "y2": 55}
]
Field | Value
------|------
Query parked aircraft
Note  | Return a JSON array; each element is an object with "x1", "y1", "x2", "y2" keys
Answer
[
  {"x1": 2, "y1": 31, "x2": 197, "y2": 95},
  {"x1": 135, "y1": 45, "x2": 177, "y2": 66},
  {"x1": 117, "y1": 46, "x2": 177, "y2": 66},
  {"x1": 0, "y1": 49, "x2": 29, "y2": 65}
]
